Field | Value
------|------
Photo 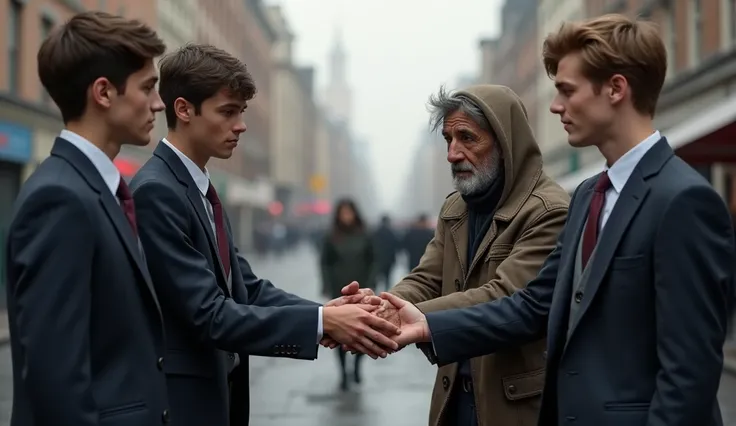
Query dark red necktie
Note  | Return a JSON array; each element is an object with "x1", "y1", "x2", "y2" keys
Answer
[
  {"x1": 581, "y1": 172, "x2": 611, "y2": 269},
  {"x1": 116, "y1": 179, "x2": 138, "y2": 237},
  {"x1": 206, "y1": 183, "x2": 231, "y2": 278}
]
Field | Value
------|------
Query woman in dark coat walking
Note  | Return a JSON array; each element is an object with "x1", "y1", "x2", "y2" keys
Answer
[{"x1": 320, "y1": 198, "x2": 376, "y2": 391}]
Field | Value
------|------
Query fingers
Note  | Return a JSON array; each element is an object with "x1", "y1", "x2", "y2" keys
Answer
[
  {"x1": 380, "y1": 292, "x2": 406, "y2": 309},
  {"x1": 361, "y1": 295, "x2": 382, "y2": 305},
  {"x1": 354, "y1": 304, "x2": 379, "y2": 313},
  {"x1": 341, "y1": 281, "x2": 360, "y2": 295},
  {"x1": 364, "y1": 327, "x2": 399, "y2": 351},
  {"x1": 364, "y1": 312, "x2": 400, "y2": 336}
]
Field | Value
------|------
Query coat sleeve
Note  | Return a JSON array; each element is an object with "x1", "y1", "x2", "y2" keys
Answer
[
  {"x1": 389, "y1": 210, "x2": 447, "y2": 303},
  {"x1": 134, "y1": 180, "x2": 319, "y2": 360},
  {"x1": 417, "y1": 205, "x2": 568, "y2": 313}
]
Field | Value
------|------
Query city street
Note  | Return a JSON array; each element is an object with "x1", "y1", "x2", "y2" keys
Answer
[{"x1": 0, "y1": 244, "x2": 733, "y2": 425}]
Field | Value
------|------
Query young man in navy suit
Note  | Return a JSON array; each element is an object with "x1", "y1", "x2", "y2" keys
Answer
[
  {"x1": 129, "y1": 44, "x2": 398, "y2": 426},
  {"x1": 5, "y1": 11, "x2": 171, "y2": 426},
  {"x1": 380, "y1": 14, "x2": 736, "y2": 426}
]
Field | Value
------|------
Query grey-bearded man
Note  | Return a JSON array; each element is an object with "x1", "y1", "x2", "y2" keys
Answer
[{"x1": 343, "y1": 85, "x2": 570, "y2": 426}]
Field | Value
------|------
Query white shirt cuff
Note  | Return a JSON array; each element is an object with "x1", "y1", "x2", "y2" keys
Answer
[{"x1": 317, "y1": 306, "x2": 323, "y2": 343}]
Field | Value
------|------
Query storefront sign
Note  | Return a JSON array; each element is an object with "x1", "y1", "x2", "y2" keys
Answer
[{"x1": 0, "y1": 121, "x2": 32, "y2": 164}]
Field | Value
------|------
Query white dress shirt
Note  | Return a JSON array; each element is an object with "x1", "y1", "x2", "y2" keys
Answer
[
  {"x1": 61, "y1": 129, "x2": 121, "y2": 197},
  {"x1": 599, "y1": 131, "x2": 661, "y2": 231},
  {"x1": 161, "y1": 139, "x2": 324, "y2": 342}
]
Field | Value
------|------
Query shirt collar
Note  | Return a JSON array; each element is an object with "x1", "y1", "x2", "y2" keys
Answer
[
  {"x1": 60, "y1": 129, "x2": 120, "y2": 196},
  {"x1": 605, "y1": 130, "x2": 661, "y2": 193},
  {"x1": 161, "y1": 138, "x2": 210, "y2": 196}
]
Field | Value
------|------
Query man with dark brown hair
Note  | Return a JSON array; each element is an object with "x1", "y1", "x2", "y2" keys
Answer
[
  {"x1": 129, "y1": 44, "x2": 397, "y2": 426},
  {"x1": 383, "y1": 14, "x2": 735, "y2": 426},
  {"x1": 5, "y1": 11, "x2": 171, "y2": 426}
]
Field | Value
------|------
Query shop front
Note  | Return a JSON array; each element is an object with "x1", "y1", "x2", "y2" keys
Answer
[
  {"x1": 0, "y1": 121, "x2": 33, "y2": 307},
  {"x1": 226, "y1": 176, "x2": 274, "y2": 252}
]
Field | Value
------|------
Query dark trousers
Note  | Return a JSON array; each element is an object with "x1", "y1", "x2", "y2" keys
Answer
[
  {"x1": 337, "y1": 348, "x2": 363, "y2": 378},
  {"x1": 446, "y1": 375, "x2": 478, "y2": 426}
]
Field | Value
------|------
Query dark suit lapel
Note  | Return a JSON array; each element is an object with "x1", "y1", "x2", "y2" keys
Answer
[
  {"x1": 546, "y1": 185, "x2": 592, "y2": 360},
  {"x1": 154, "y1": 142, "x2": 229, "y2": 287},
  {"x1": 51, "y1": 138, "x2": 161, "y2": 310},
  {"x1": 569, "y1": 166, "x2": 652, "y2": 336}
]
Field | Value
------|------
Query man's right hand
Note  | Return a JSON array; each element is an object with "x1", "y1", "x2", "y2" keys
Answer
[
  {"x1": 379, "y1": 293, "x2": 430, "y2": 347},
  {"x1": 322, "y1": 304, "x2": 401, "y2": 359}
]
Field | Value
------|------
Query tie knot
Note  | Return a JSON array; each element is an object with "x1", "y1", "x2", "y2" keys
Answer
[
  {"x1": 594, "y1": 171, "x2": 611, "y2": 193},
  {"x1": 206, "y1": 183, "x2": 221, "y2": 206},
  {"x1": 117, "y1": 179, "x2": 132, "y2": 201}
]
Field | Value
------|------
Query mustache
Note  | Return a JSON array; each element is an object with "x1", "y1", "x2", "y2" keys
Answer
[{"x1": 451, "y1": 162, "x2": 475, "y2": 173}]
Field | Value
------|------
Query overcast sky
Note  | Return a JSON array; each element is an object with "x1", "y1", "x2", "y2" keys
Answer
[{"x1": 266, "y1": 0, "x2": 503, "y2": 212}]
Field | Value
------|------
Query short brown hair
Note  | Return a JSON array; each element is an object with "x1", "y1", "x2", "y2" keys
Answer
[
  {"x1": 542, "y1": 14, "x2": 667, "y2": 116},
  {"x1": 158, "y1": 44, "x2": 256, "y2": 129},
  {"x1": 37, "y1": 11, "x2": 165, "y2": 123}
]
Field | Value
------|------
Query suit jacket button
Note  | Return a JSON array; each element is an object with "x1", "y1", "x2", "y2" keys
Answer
[
  {"x1": 157, "y1": 357, "x2": 164, "y2": 371},
  {"x1": 454, "y1": 279, "x2": 461, "y2": 291},
  {"x1": 574, "y1": 291, "x2": 583, "y2": 303},
  {"x1": 442, "y1": 376, "x2": 450, "y2": 390},
  {"x1": 507, "y1": 384, "x2": 517, "y2": 394},
  {"x1": 161, "y1": 409, "x2": 170, "y2": 423}
]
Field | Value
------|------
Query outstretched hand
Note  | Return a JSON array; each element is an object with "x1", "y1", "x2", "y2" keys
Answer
[{"x1": 378, "y1": 292, "x2": 430, "y2": 347}]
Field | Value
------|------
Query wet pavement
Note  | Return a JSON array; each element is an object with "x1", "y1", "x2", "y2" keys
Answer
[{"x1": 0, "y1": 244, "x2": 733, "y2": 425}]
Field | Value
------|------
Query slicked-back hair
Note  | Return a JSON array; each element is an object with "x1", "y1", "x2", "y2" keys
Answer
[
  {"x1": 542, "y1": 13, "x2": 667, "y2": 116},
  {"x1": 158, "y1": 43, "x2": 257, "y2": 129},
  {"x1": 37, "y1": 11, "x2": 165, "y2": 123}
]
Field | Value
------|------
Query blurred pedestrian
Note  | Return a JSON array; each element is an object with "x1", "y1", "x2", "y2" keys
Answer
[
  {"x1": 320, "y1": 198, "x2": 376, "y2": 390},
  {"x1": 372, "y1": 214, "x2": 399, "y2": 292}
]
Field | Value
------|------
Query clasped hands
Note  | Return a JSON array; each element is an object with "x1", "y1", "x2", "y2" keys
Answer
[{"x1": 320, "y1": 282, "x2": 430, "y2": 359}]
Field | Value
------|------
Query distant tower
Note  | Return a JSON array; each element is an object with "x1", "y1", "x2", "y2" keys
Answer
[{"x1": 323, "y1": 27, "x2": 352, "y2": 125}]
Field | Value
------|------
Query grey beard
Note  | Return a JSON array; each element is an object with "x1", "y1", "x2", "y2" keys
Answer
[{"x1": 452, "y1": 151, "x2": 502, "y2": 196}]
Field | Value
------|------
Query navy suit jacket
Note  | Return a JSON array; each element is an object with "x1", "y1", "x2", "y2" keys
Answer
[
  {"x1": 130, "y1": 141, "x2": 320, "y2": 426},
  {"x1": 423, "y1": 139, "x2": 735, "y2": 426},
  {"x1": 5, "y1": 138, "x2": 170, "y2": 426}
]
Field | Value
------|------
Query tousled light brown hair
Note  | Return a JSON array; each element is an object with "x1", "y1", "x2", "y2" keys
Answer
[
  {"x1": 158, "y1": 44, "x2": 257, "y2": 129},
  {"x1": 542, "y1": 13, "x2": 667, "y2": 116},
  {"x1": 37, "y1": 11, "x2": 165, "y2": 123}
]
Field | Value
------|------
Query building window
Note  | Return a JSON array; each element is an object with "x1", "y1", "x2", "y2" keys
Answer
[
  {"x1": 40, "y1": 16, "x2": 55, "y2": 103},
  {"x1": 731, "y1": 0, "x2": 736, "y2": 42},
  {"x1": 665, "y1": 7, "x2": 678, "y2": 78},
  {"x1": 8, "y1": 0, "x2": 24, "y2": 95},
  {"x1": 690, "y1": 0, "x2": 703, "y2": 66}
]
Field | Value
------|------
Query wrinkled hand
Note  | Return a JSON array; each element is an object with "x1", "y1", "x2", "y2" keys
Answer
[
  {"x1": 321, "y1": 281, "x2": 383, "y2": 349},
  {"x1": 321, "y1": 304, "x2": 401, "y2": 359},
  {"x1": 375, "y1": 298, "x2": 400, "y2": 328},
  {"x1": 379, "y1": 293, "x2": 429, "y2": 347}
]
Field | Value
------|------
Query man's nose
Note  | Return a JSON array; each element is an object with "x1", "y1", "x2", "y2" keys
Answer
[
  {"x1": 233, "y1": 120, "x2": 247, "y2": 133},
  {"x1": 447, "y1": 140, "x2": 464, "y2": 163},
  {"x1": 549, "y1": 100, "x2": 564, "y2": 115},
  {"x1": 151, "y1": 92, "x2": 165, "y2": 113}
]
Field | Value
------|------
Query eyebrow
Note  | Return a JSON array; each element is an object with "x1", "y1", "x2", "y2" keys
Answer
[
  {"x1": 143, "y1": 76, "x2": 158, "y2": 86},
  {"x1": 217, "y1": 103, "x2": 245, "y2": 110}
]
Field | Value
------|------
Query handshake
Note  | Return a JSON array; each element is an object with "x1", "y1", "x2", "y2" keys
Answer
[{"x1": 319, "y1": 282, "x2": 431, "y2": 359}]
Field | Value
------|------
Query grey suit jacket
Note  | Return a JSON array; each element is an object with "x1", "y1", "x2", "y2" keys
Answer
[
  {"x1": 130, "y1": 141, "x2": 321, "y2": 426},
  {"x1": 423, "y1": 139, "x2": 734, "y2": 426},
  {"x1": 5, "y1": 138, "x2": 170, "y2": 426}
]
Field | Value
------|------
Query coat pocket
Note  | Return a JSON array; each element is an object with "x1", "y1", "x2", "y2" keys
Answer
[{"x1": 501, "y1": 367, "x2": 545, "y2": 400}]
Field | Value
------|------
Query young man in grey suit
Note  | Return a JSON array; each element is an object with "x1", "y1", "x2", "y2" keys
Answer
[
  {"x1": 381, "y1": 14, "x2": 736, "y2": 426},
  {"x1": 5, "y1": 12, "x2": 171, "y2": 426},
  {"x1": 129, "y1": 44, "x2": 398, "y2": 426}
]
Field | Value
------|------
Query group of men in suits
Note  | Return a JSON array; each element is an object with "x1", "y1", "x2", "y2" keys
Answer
[
  {"x1": 3, "y1": 11, "x2": 400, "y2": 426},
  {"x1": 365, "y1": 12, "x2": 736, "y2": 426}
]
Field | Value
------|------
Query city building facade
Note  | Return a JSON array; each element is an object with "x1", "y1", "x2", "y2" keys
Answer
[
  {"x1": 0, "y1": 0, "x2": 157, "y2": 303},
  {"x1": 556, "y1": 0, "x2": 736, "y2": 211}
]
